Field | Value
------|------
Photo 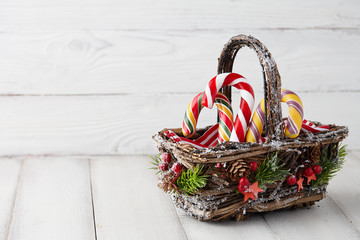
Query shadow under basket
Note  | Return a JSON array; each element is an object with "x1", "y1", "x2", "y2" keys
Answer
[{"x1": 152, "y1": 34, "x2": 348, "y2": 221}]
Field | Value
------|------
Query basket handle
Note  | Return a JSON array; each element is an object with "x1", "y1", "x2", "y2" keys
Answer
[{"x1": 217, "y1": 34, "x2": 284, "y2": 141}]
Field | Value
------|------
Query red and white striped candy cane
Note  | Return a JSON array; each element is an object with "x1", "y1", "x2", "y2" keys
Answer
[
  {"x1": 301, "y1": 119, "x2": 329, "y2": 133},
  {"x1": 165, "y1": 123, "x2": 220, "y2": 148},
  {"x1": 202, "y1": 73, "x2": 255, "y2": 142}
]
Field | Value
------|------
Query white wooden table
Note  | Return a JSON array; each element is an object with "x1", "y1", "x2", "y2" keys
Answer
[
  {"x1": 0, "y1": 0, "x2": 359, "y2": 239},
  {"x1": 0, "y1": 152, "x2": 359, "y2": 240}
]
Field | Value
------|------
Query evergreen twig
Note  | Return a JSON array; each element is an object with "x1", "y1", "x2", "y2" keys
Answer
[
  {"x1": 253, "y1": 152, "x2": 290, "y2": 189},
  {"x1": 176, "y1": 165, "x2": 209, "y2": 195},
  {"x1": 311, "y1": 144, "x2": 346, "y2": 189},
  {"x1": 149, "y1": 154, "x2": 162, "y2": 173}
]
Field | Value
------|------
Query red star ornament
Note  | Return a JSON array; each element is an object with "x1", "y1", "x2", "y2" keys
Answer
[
  {"x1": 306, "y1": 173, "x2": 317, "y2": 184},
  {"x1": 242, "y1": 191, "x2": 255, "y2": 202},
  {"x1": 249, "y1": 181, "x2": 264, "y2": 199},
  {"x1": 297, "y1": 176, "x2": 304, "y2": 192}
]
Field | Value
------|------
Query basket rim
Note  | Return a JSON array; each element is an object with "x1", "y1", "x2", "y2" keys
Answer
[{"x1": 153, "y1": 121, "x2": 348, "y2": 165}]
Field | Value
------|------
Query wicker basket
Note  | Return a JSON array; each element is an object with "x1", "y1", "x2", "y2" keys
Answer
[{"x1": 153, "y1": 34, "x2": 348, "y2": 221}]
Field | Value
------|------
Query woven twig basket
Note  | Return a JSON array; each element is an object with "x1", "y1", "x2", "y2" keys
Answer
[{"x1": 153, "y1": 34, "x2": 348, "y2": 221}]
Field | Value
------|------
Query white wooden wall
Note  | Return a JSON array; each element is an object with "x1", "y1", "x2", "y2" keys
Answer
[
  {"x1": 0, "y1": 0, "x2": 359, "y2": 155},
  {"x1": 1, "y1": 2, "x2": 360, "y2": 240}
]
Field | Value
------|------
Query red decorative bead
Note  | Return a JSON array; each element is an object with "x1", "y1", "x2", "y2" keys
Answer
[
  {"x1": 313, "y1": 165, "x2": 322, "y2": 175},
  {"x1": 160, "y1": 153, "x2": 172, "y2": 163},
  {"x1": 239, "y1": 177, "x2": 250, "y2": 186},
  {"x1": 237, "y1": 184, "x2": 248, "y2": 193},
  {"x1": 250, "y1": 162, "x2": 258, "y2": 171},
  {"x1": 171, "y1": 163, "x2": 182, "y2": 174},
  {"x1": 303, "y1": 167, "x2": 314, "y2": 177},
  {"x1": 286, "y1": 175, "x2": 297, "y2": 185},
  {"x1": 158, "y1": 162, "x2": 168, "y2": 171}
]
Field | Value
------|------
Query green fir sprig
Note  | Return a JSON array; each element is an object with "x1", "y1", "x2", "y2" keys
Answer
[
  {"x1": 176, "y1": 165, "x2": 209, "y2": 195},
  {"x1": 149, "y1": 154, "x2": 161, "y2": 174},
  {"x1": 253, "y1": 152, "x2": 290, "y2": 189},
  {"x1": 311, "y1": 144, "x2": 346, "y2": 189}
]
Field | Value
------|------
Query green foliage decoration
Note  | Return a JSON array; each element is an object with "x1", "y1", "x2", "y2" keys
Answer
[
  {"x1": 253, "y1": 152, "x2": 290, "y2": 189},
  {"x1": 149, "y1": 154, "x2": 161, "y2": 174},
  {"x1": 311, "y1": 144, "x2": 346, "y2": 189},
  {"x1": 176, "y1": 165, "x2": 209, "y2": 195}
]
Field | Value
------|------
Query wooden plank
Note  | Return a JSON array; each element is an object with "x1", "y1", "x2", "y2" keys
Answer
[
  {"x1": 7, "y1": 157, "x2": 95, "y2": 240},
  {"x1": 0, "y1": 92, "x2": 356, "y2": 155},
  {"x1": 90, "y1": 156, "x2": 187, "y2": 240},
  {"x1": 0, "y1": 30, "x2": 358, "y2": 94},
  {"x1": 0, "y1": 0, "x2": 358, "y2": 31},
  {"x1": 326, "y1": 151, "x2": 360, "y2": 232},
  {"x1": 0, "y1": 158, "x2": 22, "y2": 239},
  {"x1": 175, "y1": 208, "x2": 278, "y2": 240},
  {"x1": 263, "y1": 196, "x2": 360, "y2": 240}
]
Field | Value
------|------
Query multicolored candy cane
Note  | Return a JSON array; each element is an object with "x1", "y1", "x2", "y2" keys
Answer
[
  {"x1": 182, "y1": 92, "x2": 234, "y2": 143},
  {"x1": 245, "y1": 89, "x2": 304, "y2": 142},
  {"x1": 202, "y1": 73, "x2": 254, "y2": 142},
  {"x1": 282, "y1": 89, "x2": 304, "y2": 138},
  {"x1": 245, "y1": 98, "x2": 266, "y2": 143}
]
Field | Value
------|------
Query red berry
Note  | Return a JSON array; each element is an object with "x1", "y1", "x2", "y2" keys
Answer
[
  {"x1": 160, "y1": 153, "x2": 172, "y2": 163},
  {"x1": 239, "y1": 177, "x2": 250, "y2": 186},
  {"x1": 313, "y1": 165, "x2": 322, "y2": 175},
  {"x1": 216, "y1": 163, "x2": 223, "y2": 168},
  {"x1": 171, "y1": 163, "x2": 182, "y2": 174},
  {"x1": 237, "y1": 184, "x2": 248, "y2": 193},
  {"x1": 250, "y1": 162, "x2": 258, "y2": 171},
  {"x1": 286, "y1": 175, "x2": 297, "y2": 185},
  {"x1": 158, "y1": 162, "x2": 168, "y2": 171},
  {"x1": 303, "y1": 167, "x2": 314, "y2": 177}
]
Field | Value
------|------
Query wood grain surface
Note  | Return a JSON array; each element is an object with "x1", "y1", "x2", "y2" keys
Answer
[
  {"x1": 90, "y1": 156, "x2": 187, "y2": 240},
  {"x1": 0, "y1": 30, "x2": 358, "y2": 95},
  {"x1": 0, "y1": 0, "x2": 358, "y2": 31},
  {"x1": 7, "y1": 157, "x2": 95, "y2": 240},
  {"x1": 0, "y1": 0, "x2": 358, "y2": 155},
  {"x1": 0, "y1": 0, "x2": 359, "y2": 239},
  {"x1": 1, "y1": 155, "x2": 358, "y2": 240},
  {"x1": 0, "y1": 92, "x2": 356, "y2": 155},
  {"x1": 0, "y1": 158, "x2": 22, "y2": 240}
]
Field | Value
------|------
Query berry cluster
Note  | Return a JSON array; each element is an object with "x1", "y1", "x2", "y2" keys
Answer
[
  {"x1": 158, "y1": 153, "x2": 182, "y2": 174},
  {"x1": 237, "y1": 177, "x2": 250, "y2": 192},
  {"x1": 286, "y1": 165, "x2": 322, "y2": 186},
  {"x1": 237, "y1": 161, "x2": 258, "y2": 192}
]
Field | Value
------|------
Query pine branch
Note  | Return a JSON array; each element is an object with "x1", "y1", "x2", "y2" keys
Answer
[
  {"x1": 176, "y1": 165, "x2": 209, "y2": 195},
  {"x1": 149, "y1": 154, "x2": 162, "y2": 173},
  {"x1": 311, "y1": 144, "x2": 346, "y2": 189},
  {"x1": 253, "y1": 152, "x2": 290, "y2": 189}
]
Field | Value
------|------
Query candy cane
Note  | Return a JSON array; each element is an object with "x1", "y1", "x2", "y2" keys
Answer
[
  {"x1": 301, "y1": 119, "x2": 329, "y2": 133},
  {"x1": 182, "y1": 92, "x2": 234, "y2": 143},
  {"x1": 281, "y1": 89, "x2": 304, "y2": 138},
  {"x1": 202, "y1": 73, "x2": 254, "y2": 142},
  {"x1": 245, "y1": 98, "x2": 266, "y2": 143},
  {"x1": 164, "y1": 130, "x2": 207, "y2": 148},
  {"x1": 246, "y1": 89, "x2": 304, "y2": 142},
  {"x1": 164, "y1": 123, "x2": 220, "y2": 148}
]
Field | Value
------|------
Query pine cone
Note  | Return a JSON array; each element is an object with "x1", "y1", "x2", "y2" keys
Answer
[
  {"x1": 157, "y1": 171, "x2": 176, "y2": 193},
  {"x1": 300, "y1": 146, "x2": 321, "y2": 164},
  {"x1": 226, "y1": 160, "x2": 250, "y2": 181},
  {"x1": 309, "y1": 146, "x2": 321, "y2": 164}
]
